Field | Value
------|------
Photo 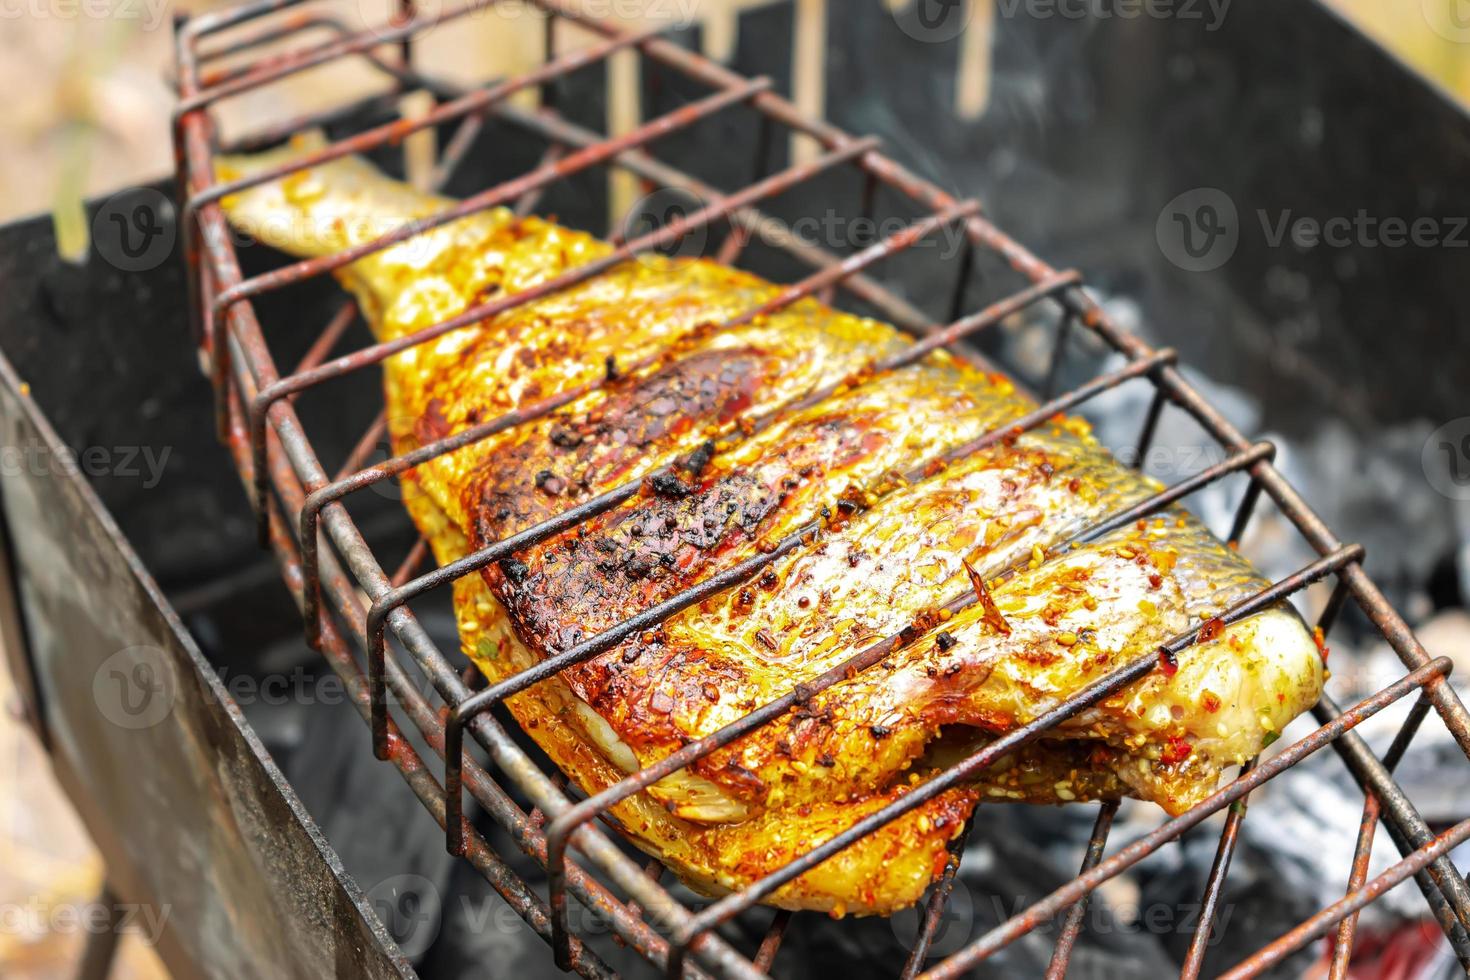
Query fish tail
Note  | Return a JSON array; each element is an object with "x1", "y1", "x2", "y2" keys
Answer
[{"x1": 215, "y1": 131, "x2": 494, "y2": 338}]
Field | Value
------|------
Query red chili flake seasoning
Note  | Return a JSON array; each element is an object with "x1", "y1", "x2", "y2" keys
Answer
[
  {"x1": 963, "y1": 559, "x2": 1012, "y2": 636},
  {"x1": 1197, "y1": 617, "x2": 1225, "y2": 645},
  {"x1": 1161, "y1": 735, "x2": 1192, "y2": 765},
  {"x1": 1312, "y1": 626, "x2": 1331, "y2": 663},
  {"x1": 1157, "y1": 647, "x2": 1179, "y2": 678},
  {"x1": 1201, "y1": 691, "x2": 1222, "y2": 713},
  {"x1": 1067, "y1": 478, "x2": 1082, "y2": 494}
]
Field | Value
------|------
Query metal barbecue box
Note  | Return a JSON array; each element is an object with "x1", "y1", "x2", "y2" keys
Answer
[{"x1": 4, "y1": 1, "x2": 1470, "y2": 978}]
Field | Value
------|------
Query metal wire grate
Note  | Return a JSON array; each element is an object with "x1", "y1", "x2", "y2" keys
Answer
[{"x1": 172, "y1": 3, "x2": 1470, "y2": 977}]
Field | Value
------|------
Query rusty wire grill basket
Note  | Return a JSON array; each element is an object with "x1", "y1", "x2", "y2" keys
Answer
[{"x1": 172, "y1": 2, "x2": 1470, "y2": 977}]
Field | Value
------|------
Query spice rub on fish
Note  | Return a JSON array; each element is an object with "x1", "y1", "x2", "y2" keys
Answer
[{"x1": 219, "y1": 135, "x2": 1324, "y2": 916}]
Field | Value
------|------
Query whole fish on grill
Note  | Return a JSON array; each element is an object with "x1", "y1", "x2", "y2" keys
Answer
[{"x1": 219, "y1": 134, "x2": 1324, "y2": 916}]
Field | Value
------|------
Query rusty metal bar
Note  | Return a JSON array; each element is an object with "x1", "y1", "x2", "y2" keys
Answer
[
  {"x1": 177, "y1": 0, "x2": 496, "y2": 114},
  {"x1": 490, "y1": 102, "x2": 941, "y2": 339},
  {"x1": 1227, "y1": 476, "x2": 1265, "y2": 549},
  {"x1": 542, "y1": 429, "x2": 1267, "y2": 961},
  {"x1": 900, "y1": 820, "x2": 976, "y2": 980},
  {"x1": 478, "y1": 335, "x2": 1156, "y2": 880},
  {"x1": 180, "y1": 28, "x2": 764, "y2": 980},
  {"x1": 752, "y1": 911, "x2": 791, "y2": 974},
  {"x1": 1132, "y1": 387, "x2": 1167, "y2": 470},
  {"x1": 298, "y1": 197, "x2": 982, "y2": 644},
  {"x1": 204, "y1": 21, "x2": 943, "y2": 344},
  {"x1": 245, "y1": 110, "x2": 852, "y2": 540},
  {"x1": 1330, "y1": 693, "x2": 1437, "y2": 978},
  {"x1": 220, "y1": 365, "x2": 619, "y2": 980},
  {"x1": 1042, "y1": 312, "x2": 1073, "y2": 401},
  {"x1": 222, "y1": 322, "x2": 748, "y2": 980},
  {"x1": 941, "y1": 210, "x2": 1470, "y2": 757},
  {"x1": 668, "y1": 544, "x2": 1365, "y2": 978},
  {"x1": 1043, "y1": 801, "x2": 1119, "y2": 980},
  {"x1": 175, "y1": 6, "x2": 1470, "y2": 976},
  {"x1": 1179, "y1": 758, "x2": 1258, "y2": 979},
  {"x1": 185, "y1": 25, "x2": 667, "y2": 219},
  {"x1": 1310, "y1": 694, "x2": 1470, "y2": 955},
  {"x1": 919, "y1": 657, "x2": 1455, "y2": 980},
  {"x1": 1216, "y1": 816, "x2": 1470, "y2": 980},
  {"x1": 178, "y1": 0, "x2": 304, "y2": 41},
  {"x1": 213, "y1": 73, "x2": 770, "y2": 447}
]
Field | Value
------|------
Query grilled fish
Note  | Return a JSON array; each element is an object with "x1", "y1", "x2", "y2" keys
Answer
[{"x1": 219, "y1": 135, "x2": 1324, "y2": 915}]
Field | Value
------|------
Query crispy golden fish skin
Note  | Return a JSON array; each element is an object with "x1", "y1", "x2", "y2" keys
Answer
[{"x1": 219, "y1": 136, "x2": 1324, "y2": 915}]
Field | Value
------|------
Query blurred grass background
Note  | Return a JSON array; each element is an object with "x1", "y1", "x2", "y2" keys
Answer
[{"x1": 0, "y1": 1, "x2": 1464, "y2": 977}]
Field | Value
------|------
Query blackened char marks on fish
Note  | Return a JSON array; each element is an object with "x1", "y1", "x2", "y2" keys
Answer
[
  {"x1": 469, "y1": 347, "x2": 769, "y2": 545},
  {"x1": 489, "y1": 410, "x2": 889, "y2": 709}
]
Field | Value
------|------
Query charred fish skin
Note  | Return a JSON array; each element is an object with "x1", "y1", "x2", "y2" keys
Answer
[{"x1": 219, "y1": 137, "x2": 1324, "y2": 915}]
